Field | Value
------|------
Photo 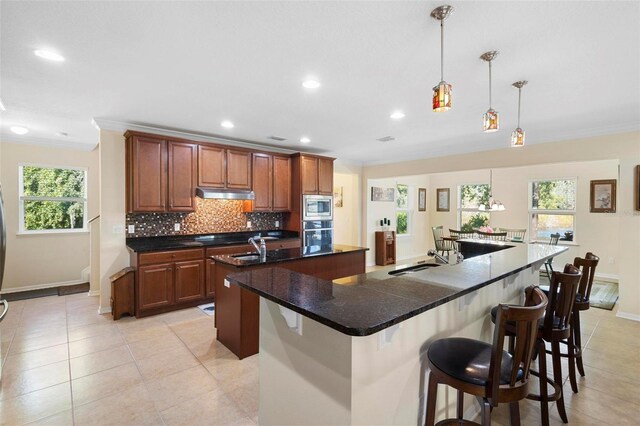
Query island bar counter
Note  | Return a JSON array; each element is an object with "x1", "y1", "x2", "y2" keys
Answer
[{"x1": 226, "y1": 242, "x2": 567, "y2": 425}]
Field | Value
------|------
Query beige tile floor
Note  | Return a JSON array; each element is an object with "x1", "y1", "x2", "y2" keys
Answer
[{"x1": 0, "y1": 291, "x2": 638, "y2": 425}]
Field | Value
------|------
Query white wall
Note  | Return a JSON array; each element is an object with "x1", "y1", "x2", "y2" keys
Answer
[
  {"x1": 0, "y1": 141, "x2": 99, "y2": 292},
  {"x1": 362, "y1": 131, "x2": 640, "y2": 318},
  {"x1": 366, "y1": 175, "x2": 430, "y2": 265},
  {"x1": 333, "y1": 161, "x2": 362, "y2": 247}
]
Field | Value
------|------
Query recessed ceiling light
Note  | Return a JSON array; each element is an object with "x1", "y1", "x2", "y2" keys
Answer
[
  {"x1": 300, "y1": 137, "x2": 311, "y2": 144},
  {"x1": 221, "y1": 120, "x2": 234, "y2": 129},
  {"x1": 302, "y1": 80, "x2": 321, "y2": 89},
  {"x1": 390, "y1": 111, "x2": 405, "y2": 119},
  {"x1": 10, "y1": 126, "x2": 29, "y2": 135},
  {"x1": 34, "y1": 49, "x2": 65, "y2": 62}
]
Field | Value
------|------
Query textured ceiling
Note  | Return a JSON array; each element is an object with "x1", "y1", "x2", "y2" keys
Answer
[{"x1": 1, "y1": 1, "x2": 639, "y2": 164}]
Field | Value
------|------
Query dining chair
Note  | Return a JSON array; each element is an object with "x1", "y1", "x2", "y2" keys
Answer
[
  {"x1": 542, "y1": 233, "x2": 561, "y2": 283},
  {"x1": 426, "y1": 286, "x2": 548, "y2": 425},
  {"x1": 476, "y1": 230, "x2": 508, "y2": 241},
  {"x1": 431, "y1": 226, "x2": 453, "y2": 256},
  {"x1": 497, "y1": 228, "x2": 527, "y2": 242}
]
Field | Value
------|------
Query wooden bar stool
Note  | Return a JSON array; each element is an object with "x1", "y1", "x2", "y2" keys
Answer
[
  {"x1": 425, "y1": 286, "x2": 547, "y2": 426},
  {"x1": 564, "y1": 253, "x2": 599, "y2": 393},
  {"x1": 491, "y1": 264, "x2": 582, "y2": 425}
]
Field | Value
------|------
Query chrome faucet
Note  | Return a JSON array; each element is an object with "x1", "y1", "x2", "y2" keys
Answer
[
  {"x1": 248, "y1": 237, "x2": 267, "y2": 261},
  {"x1": 427, "y1": 249, "x2": 464, "y2": 264}
]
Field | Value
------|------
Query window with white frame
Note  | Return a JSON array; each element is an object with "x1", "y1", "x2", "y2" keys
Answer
[
  {"x1": 19, "y1": 165, "x2": 88, "y2": 233},
  {"x1": 529, "y1": 179, "x2": 576, "y2": 242},
  {"x1": 396, "y1": 183, "x2": 411, "y2": 235},
  {"x1": 458, "y1": 184, "x2": 491, "y2": 231}
]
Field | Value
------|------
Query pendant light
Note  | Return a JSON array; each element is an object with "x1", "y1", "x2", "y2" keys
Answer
[
  {"x1": 431, "y1": 5, "x2": 454, "y2": 112},
  {"x1": 480, "y1": 51, "x2": 499, "y2": 132},
  {"x1": 478, "y1": 169, "x2": 506, "y2": 212},
  {"x1": 511, "y1": 80, "x2": 528, "y2": 147}
]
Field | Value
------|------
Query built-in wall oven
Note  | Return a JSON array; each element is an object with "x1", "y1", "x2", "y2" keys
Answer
[
  {"x1": 303, "y1": 195, "x2": 333, "y2": 221},
  {"x1": 303, "y1": 220, "x2": 333, "y2": 247}
]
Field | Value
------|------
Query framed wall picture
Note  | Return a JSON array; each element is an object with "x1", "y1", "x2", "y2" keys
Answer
[
  {"x1": 436, "y1": 188, "x2": 450, "y2": 212},
  {"x1": 636, "y1": 165, "x2": 640, "y2": 211},
  {"x1": 590, "y1": 179, "x2": 616, "y2": 213},
  {"x1": 334, "y1": 186, "x2": 343, "y2": 208},
  {"x1": 418, "y1": 188, "x2": 426, "y2": 212},
  {"x1": 371, "y1": 187, "x2": 395, "y2": 202}
]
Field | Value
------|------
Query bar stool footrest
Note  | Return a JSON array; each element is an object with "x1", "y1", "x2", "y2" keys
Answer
[
  {"x1": 436, "y1": 419, "x2": 481, "y2": 426},
  {"x1": 526, "y1": 369, "x2": 562, "y2": 402}
]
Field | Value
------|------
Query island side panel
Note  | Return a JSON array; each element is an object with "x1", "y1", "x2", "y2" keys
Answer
[
  {"x1": 350, "y1": 267, "x2": 535, "y2": 425},
  {"x1": 259, "y1": 298, "x2": 354, "y2": 426}
]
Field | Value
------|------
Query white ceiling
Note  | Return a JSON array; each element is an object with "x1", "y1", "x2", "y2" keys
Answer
[{"x1": 1, "y1": 1, "x2": 639, "y2": 164}]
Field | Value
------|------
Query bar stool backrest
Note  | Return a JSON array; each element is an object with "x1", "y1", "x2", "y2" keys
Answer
[
  {"x1": 573, "y1": 253, "x2": 600, "y2": 304},
  {"x1": 543, "y1": 264, "x2": 582, "y2": 337},
  {"x1": 491, "y1": 286, "x2": 548, "y2": 402}
]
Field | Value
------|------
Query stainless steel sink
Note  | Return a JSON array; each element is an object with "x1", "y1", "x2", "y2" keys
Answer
[
  {"x1": 388, "y1": 263, "x2": 440, "y2": 276},
  {"x1": 231, "y1": 254, "x2": 262, "y2": 261}
]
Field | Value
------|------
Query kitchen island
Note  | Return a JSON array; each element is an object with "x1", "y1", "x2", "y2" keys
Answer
[
  {"x1": 213, "y1": 244, "x2": 368, "y2": 358},
  {"x1": 226, "y1": 241, "x2": 567, "y2": 425}
]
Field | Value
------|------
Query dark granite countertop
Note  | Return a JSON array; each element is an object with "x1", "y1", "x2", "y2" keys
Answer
[
  {"x1": 226, "y1": 242, "x2": 567, "y2": 336},
  {"x1": 126, "y1": 230, "x2": 299, "y2": 252},
  {"x1": 213, "y1": 244, "x2": 369, "y2": 267}
]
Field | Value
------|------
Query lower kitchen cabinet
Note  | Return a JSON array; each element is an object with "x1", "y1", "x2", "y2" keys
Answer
[
  {"x1": 138, "y1": 262, "x2": 174, "y2": 311},
  {"x1": 174, "y1": 259, "x2": 205, "y2": 303}
]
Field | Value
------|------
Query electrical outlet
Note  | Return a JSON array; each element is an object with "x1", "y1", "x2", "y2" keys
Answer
[
  {"x1": 174, "y1": 223, "x2": 181, "y2": 231},
  {"x1": 128, "y1": 225, "x2": 135, "y2": 234},
  {"x1": 608, "y1": 257, "x2": 615, "y2": 264},
  {"x1": 275, "y1": 220, "x2": 280, "y2": 228},
  {"x1": 246, "y1": 221, "x2": 252, "y2": 229}
]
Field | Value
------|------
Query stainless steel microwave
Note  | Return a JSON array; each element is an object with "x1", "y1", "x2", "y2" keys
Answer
[{"x1": 303, "y1": 195, "x2": 333, "y2": 221}]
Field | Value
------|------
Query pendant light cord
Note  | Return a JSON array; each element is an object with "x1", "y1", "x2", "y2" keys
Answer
[
  {"x1": 517, "y1": 87, "x2": 522, "y2": 127},
  {"x1": 488, "y1": 61, "x2": 492, "y2": 109},
  {"x1": 440, "y1": 20, "x2": 444, "y2": 81}
]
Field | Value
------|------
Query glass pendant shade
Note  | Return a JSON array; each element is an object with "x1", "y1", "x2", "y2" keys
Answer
[
  {"x1": 432, "y1": 81, "x2": 452, "y2": 112},
  {"x1": 511, "y1": 127, "x2": 525, "y2": 147},
  {"x1": 483, "y1": 108, "x2": 499, "y2": 132}
]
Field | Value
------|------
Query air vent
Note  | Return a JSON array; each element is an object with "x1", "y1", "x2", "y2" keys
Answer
[
  {"x1": 376, "y1": 136, "x2": 396, "y2": 142},
  {"x1": 267, "y1": 136, "x2": 287, "y2": 141}
]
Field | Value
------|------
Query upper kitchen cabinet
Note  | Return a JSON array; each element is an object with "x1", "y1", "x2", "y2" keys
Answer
[
  {"x1": 168, "y1": 141, "x2": 197, "y2": 212},
  {"x1": 297, "y1": 154, "x2": 334, "y2": 195},
  {"x1": 126, "y1": 131, "x2": 197, "y2": 213},
  {"x1": 198, "y1": 145, "x2": 252, "y2": 190},
  {"x1": 252, "y1": 153, "x2": 291, "y2": 212}
]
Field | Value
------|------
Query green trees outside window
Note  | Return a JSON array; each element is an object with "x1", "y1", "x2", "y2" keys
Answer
[
  {"x1": 459, "y1": 184, "x2": 490, "y2": 231},
  {"x1": 396, "y1": 184, "x2": 409, "y2": 235},
  {"x1": 20, "y1": 166, "x2": 87, "y2": 231}
]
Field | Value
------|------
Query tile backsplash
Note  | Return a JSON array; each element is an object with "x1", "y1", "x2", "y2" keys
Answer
[{"x1": 126, "y1": 198, "x2": 283, "y2": 237}]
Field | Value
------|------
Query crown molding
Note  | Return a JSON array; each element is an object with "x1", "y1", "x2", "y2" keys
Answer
[
  {"x1": 92, "y1": 118, "x2": 298, "y2": 155},
  {"x1": 0, "y1": 133, "x2": 97, "y2": 151}
]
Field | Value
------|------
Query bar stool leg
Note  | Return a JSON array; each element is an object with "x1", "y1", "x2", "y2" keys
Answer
[
  {"x1": 568, "y1": 324, "x2": 579, "y2": 393},
  {"x1": 551, "y1": 341, "x2": 569, "y2": 423},
  {"x1": 573, "y1": 310, "x2": 586, "y2": 377},
  {"x1": 509, "y1": 402, "x2": 521, "y2": 426},
  {"x1": 537, "y1": 340, "x2": 550, "y2": 426},
  {"x1": 457, "y1": 389, "x2": 464, "y2": 420},
  {"x1": 478, "y1": 397, "x2": 491, "y2": 425},
  {"x1": 425, "y1": 372, "x2": 438, "y2": 426}
]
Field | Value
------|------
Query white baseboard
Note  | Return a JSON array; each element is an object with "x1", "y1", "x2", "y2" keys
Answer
[
  {"x1": 595, "y1": 272, "x2": 618, "y2": 282},
  {"x1": 87, "y1": 290, "x2": 100, "y2": 297},
  {"x1": 98, "y1": 306, "x2": 112, "y2": 315},
  {"x1": 0, "y1": 279, "x2": 86, "y2": 294},
  {"x1": 616, "y1": 311, "x2": 640, "y2": 322}
]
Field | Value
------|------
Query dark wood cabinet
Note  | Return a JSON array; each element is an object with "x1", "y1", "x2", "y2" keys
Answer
[
  {"x1": 273, "y1": 155, "x2": 291, "y2": 211},
  {"x1": 298, "y1": 154, "x2": 334, "y2": 196},
  {"x1": 126, "y1": 131, "x2": 197, "y2": 213},
  {"x1": 252, "y1": 153, "x2": 273, "y2": 211},
  {"x1": 318, "y1": 157, "x2": 334, "y2": 195},
  {"x1": 251, "y1": 153, "x2": 291, "y2": 212},
  {"x1": 138, "y1": 263, "x2": 174, "y2": 311},
  {"x1": 226, "y1": 149, "x2": 252, "y2": 189},
  {"x1": 174, "y1": 259, "x2": 204, "y2": 303},
  {"x1": 206, "y1": 258, "x2": 216, "y2": 298},
  {"x1": 126, "y1": 134, "x2": 167, "y2": 212},
  {"x1": 375, "y1": 231, "x2": 396, "y2": 266},
  {"x1": 168, "y1": 141, "x2": 197, "y2": 212},
  {"x1": 197, "y1": 145, "x2": 225, "y2": 187}
]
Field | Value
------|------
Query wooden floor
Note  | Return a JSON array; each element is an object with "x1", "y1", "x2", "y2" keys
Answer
[{"x1": 0, "y1": 289, "x2": 637, "y2": 425}]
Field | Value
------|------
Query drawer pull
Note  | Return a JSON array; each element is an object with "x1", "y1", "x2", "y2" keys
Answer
[{"x1": 224, "y1": 279, "x2": 230, "y2": 288}]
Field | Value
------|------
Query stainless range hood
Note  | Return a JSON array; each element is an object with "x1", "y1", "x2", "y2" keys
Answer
[{"x1": 196, "y1": 188, "x2": 255, "y2": 200}]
